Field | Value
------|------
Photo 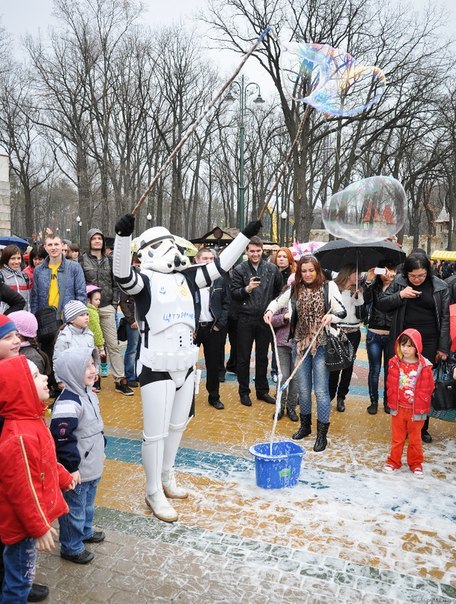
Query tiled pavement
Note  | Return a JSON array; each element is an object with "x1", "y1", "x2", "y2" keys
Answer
[{"x1": 37, "y1": 333, "x2": 456, "y2": 603}]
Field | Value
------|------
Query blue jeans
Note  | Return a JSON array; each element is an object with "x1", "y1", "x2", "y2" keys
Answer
[
  {"x1": 366, "y1": 330, "x2": 390, "y2": 404},
  {"x1": 124, "y1": 324, "x2": 140, "y2": 382},
  {"x1": 59, "y1": 479, "x2": 100, "y2": 556},
  {"x1": 293, "y1": 343, "x2": 331, "y2": 423},
  {"x1": 1, "y1": 537, "x2": 35, "y2": 603}
]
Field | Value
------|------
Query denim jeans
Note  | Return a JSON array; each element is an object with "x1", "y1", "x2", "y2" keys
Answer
[
  {"x1": 1, "y1": 537, "x2": 35, "y2": 603},
  {"x1": 124, "y1": 323, "x2": 140, "y2": 382},
  {"x1": 292, "y1": 343, "x2": 331, "y2": 423},
  {"x1": 366, "y1": 330, "x2": 390, "y2": 404},
  {"x1": 59, "y1": 479, "x2": 100, "y2": 556}
]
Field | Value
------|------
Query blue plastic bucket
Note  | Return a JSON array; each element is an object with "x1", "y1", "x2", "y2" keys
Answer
[{"x1": 249, "y1": 440, "x2": 305, "y2": 489}]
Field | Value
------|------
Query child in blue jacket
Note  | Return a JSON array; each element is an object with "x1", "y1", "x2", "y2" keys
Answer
[{"x1": 50, "y1": 348, "x2": 105, "y2": 565}]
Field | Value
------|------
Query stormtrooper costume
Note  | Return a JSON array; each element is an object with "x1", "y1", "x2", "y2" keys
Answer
[{"x1": 113, "y1": 214, "x2": 261, "y2": 522}]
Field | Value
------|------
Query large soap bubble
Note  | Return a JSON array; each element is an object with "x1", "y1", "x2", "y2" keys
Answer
[
  {"x1": 322, "y1": 176, "x2": 406, "y2": 243},
  {"x1": 280, "y1": 41, "x2": 386, "y2": 117}
]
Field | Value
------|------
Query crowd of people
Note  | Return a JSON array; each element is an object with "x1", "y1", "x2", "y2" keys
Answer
[{"x1": 0, "y1": 225, "x2": 455, "y2": 602}]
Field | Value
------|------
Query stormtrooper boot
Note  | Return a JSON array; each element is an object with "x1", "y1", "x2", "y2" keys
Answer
[
  {"x1": 145, "y1": 488, "x2": 178, "y2": 523},
  {"x1": 162, "y1": 468, "x2": 188, "y2": 499}
]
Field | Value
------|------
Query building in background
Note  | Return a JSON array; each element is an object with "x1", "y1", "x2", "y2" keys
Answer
[{"x1": 0, "y1": 155, "x2": 11, "y2": 236}]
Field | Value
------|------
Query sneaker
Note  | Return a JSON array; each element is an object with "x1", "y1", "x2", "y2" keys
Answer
[
  {"x1": 126, "y1": 380, "x2": 139, "y2": 388},
  {"x1": 27, "y1": 583, "x2": 50, "y2": 602},
  {"x1": 115, "y1": 378, "x2": 134, "y2": 396},
  {"x1": 412, "y1": 467, "x2": 424, "y2": 478},
  {"x1": 383, "y1": 464, "x2": 397, "y2": 473},
  {"x1": 83, "y1": 531, "x2": 106, "y2": 543},
  {"x1": 60, "y1": 549, "x2": 94, "y2": 564}
]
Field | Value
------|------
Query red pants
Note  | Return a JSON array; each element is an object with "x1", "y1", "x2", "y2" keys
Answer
[{"x1": 387, "y1": 406, "x2": 424, "y2": 471}]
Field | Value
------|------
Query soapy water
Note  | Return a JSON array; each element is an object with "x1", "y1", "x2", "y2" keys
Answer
[
  {"x1": 280, "y1": 41, "x2": 386, "y2": 117},
  {"x1": 322, "y1": 175, "x2": 406, "y2": 243}
]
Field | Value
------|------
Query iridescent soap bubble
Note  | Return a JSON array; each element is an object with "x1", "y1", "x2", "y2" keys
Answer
[
  {"x1": 279, "y1": 41, "x2": 386, "y2": 117},
  {"x1": 322, "y1": 176, "x2": 406, "y2": 243}
]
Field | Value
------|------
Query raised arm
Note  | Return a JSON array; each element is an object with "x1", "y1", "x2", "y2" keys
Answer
[
  {"x1": 194, "y1": 221, "x2": 262, "y2": 289},
  {"x1": 113, "y1": 214, "x2": 145, "y2": 295}
]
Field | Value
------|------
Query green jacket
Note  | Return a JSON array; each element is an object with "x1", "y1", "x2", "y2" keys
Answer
[{"x1": 87, "y1": 304, "x2": 104, "y2": 348}]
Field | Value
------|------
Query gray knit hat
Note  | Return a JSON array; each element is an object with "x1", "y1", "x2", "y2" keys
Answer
[{"x1": 63, "y1": 300, "x2": 88, "y2": 324}]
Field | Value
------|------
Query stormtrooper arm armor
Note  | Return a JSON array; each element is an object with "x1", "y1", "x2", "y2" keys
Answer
[
  {"x1": 113, "y1": 234, "x2": 145, "y2": 295},
  {"x1": 194, "y1": 231, "x2": 249, "y2": 289}
]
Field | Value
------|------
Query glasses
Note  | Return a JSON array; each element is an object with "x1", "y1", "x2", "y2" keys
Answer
[{"x1": 408, "y1": 272, "x2": 427, "y2": 280}]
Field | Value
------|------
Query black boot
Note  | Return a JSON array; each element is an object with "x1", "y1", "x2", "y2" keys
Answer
[
  {"x1": 286, "y1": 403, "x2": 299, "y2": 422},
  {"x1": 292, "y1": 414, "x2": 311, "y2": 440},
  {"x1": 313, "y1": 420, "x2": 330, "y2": 452},
  {"x1": 367, "y1": 399, "x2": 378, "y2": 415},
  {"x1": 383, "y1": 402, "x2": 390, "y2": 414},
  {"x1": 336, "y1": 397, "x2": 345, "y2": 412}
]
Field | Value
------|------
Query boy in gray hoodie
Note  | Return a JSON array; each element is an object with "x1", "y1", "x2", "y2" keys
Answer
[{"x1": 51, "y1": 348, "x2": 105, "y2": 564}]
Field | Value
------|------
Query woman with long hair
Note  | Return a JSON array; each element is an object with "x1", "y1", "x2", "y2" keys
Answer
[
  {"x1": 272, "y1": 247, "x2": 296, "y2": 285},
  {"x1": 328, "y1": 264, "x2": 366, "y2": 412},
  {"x1": 363, "y1": 260, "x2": 397, "y2": 414},
  {"x1": 264, "y1": 255, "x2": 346, "y2": 452},
  {"x1": 0, "y1": 245, "x2": 32, "y2": 311},
  {"x1": 269, "y1": 247, "x2": 297, "y2": 384},
  {"x1": 377, "y1": 252, "x2": 450, "y2": 443}
]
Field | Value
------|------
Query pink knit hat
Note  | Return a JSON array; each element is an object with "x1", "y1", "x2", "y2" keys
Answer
[
  {"x1": 8, "y1": 311, "x2": 38, "y2": 338},
  {"x1": 86, "y1": 284, "x2": 101, "y2": 295}
]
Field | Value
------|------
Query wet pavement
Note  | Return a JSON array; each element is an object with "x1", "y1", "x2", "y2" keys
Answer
[{"x1": 37, "y1": 332, "x2": 455, "y2": 603}]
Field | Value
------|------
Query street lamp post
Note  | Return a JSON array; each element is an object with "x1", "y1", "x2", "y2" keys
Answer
[
  {"x1": 225, "y1": 75, "x2": 264, "y2": 231},
  {"x1": 280, "y1": 210, "x2": 288, "y2": 247},
  {"x1": 76, "y1": 215, "x2": 82, "y2": 246}
]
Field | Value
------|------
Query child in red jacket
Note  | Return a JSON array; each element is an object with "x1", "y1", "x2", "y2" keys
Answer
[
  {"x1": 0, "y1": 356, "x2": 76, "y2": 603},
  {"x1": 384, "y1": 328, "x2": 434, "y2": 477}
]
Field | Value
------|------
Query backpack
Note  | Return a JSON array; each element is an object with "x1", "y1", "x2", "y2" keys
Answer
[{"x1": 35, "y1": 306, "x2": 62, "y2": 340}]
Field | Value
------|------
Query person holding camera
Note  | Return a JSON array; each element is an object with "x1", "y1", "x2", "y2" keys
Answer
[
  {"x1": 230, "y1": 236, "x2": 283, "y2": 407},
  {"x1": 363, "y1": 261, "x2": 397, "y2": 415},
  {"x1": 328, "y1": 264, "x2": 366, "y2": 413},
  {"x1": 377, "y1": 252, "x2": 450, "y2": 443}
]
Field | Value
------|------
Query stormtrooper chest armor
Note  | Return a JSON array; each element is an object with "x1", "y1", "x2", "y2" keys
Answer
[{"x1": 139, "y1": 270, "x2": 198, "y2": 372}]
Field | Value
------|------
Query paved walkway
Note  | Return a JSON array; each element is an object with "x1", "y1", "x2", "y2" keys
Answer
[{"x1": 37, "y1": 334, "x2": 455, "y2": 603}]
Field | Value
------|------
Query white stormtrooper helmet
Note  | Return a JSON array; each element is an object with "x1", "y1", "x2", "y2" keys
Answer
[{"x1": 136, "y1": 226, "x2": 190, "y2": 273}]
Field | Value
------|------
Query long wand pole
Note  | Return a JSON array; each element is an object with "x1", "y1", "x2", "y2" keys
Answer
[{"x1": 258, "y1": 103, "x2": 312, "y2": 221}]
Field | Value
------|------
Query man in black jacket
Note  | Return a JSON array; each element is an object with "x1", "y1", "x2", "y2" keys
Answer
[
  {"x1": 230, "y1": 236, "x2": 283, "y2": 407},
  {"x1": 194, "y1": 248, "x2": 230, "y2": 409},
  {"x1": 80, "y1": 228, "x2": 132, "y2": 396}
]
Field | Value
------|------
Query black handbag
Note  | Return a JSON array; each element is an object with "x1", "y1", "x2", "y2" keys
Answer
[
  {"x1": 117, "y1": 317, "x2": 128, "y2": 342},
  {"x1": 432, "y1": 361, "x2": 456, "y2": 411},
  {"x1": 35, "y1": 306, "x2": 62, "y2": 340},
  {"x1": 325, "y1": 329, "x2": 354, "y2": 372}
]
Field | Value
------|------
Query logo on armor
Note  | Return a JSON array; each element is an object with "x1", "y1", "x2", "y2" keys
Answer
[
  {"x1": 178, "y1": 284, "x2": 189, "y2": 297},
  {"x1": 159, "y1": 286, "x2": 166, "y2": 295}
]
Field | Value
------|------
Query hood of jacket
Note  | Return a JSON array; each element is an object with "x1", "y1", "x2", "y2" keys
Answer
[
  {"x1": 87, "y1": 228, "x2": 105, "y2": 255},
  {"x1": 0, "y1": 355, "x2": 47, "y2": 419},
  {"x1": 394, "y1": 328, "x2": 424, "y2": 360},
  {"x1": 53, "y1": 347, "x2": 98, "y2": 396}
]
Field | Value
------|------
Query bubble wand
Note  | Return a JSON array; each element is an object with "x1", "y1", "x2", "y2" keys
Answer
[
  {"x1": 131, "y1": 26, "x2": 271, "y2": 217},
  {"x1": 258, "y1": 104, "x2": 312, "y2": 221}
]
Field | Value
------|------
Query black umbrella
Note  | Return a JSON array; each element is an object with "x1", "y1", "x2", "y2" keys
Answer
[{"x1": 314, "y1": 239, "x2": 405, "y2": 272}]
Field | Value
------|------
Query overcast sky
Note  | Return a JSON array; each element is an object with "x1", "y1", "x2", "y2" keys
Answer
[{"x1": 1, "y1": 0, "x2": 455, "y2": 100}]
